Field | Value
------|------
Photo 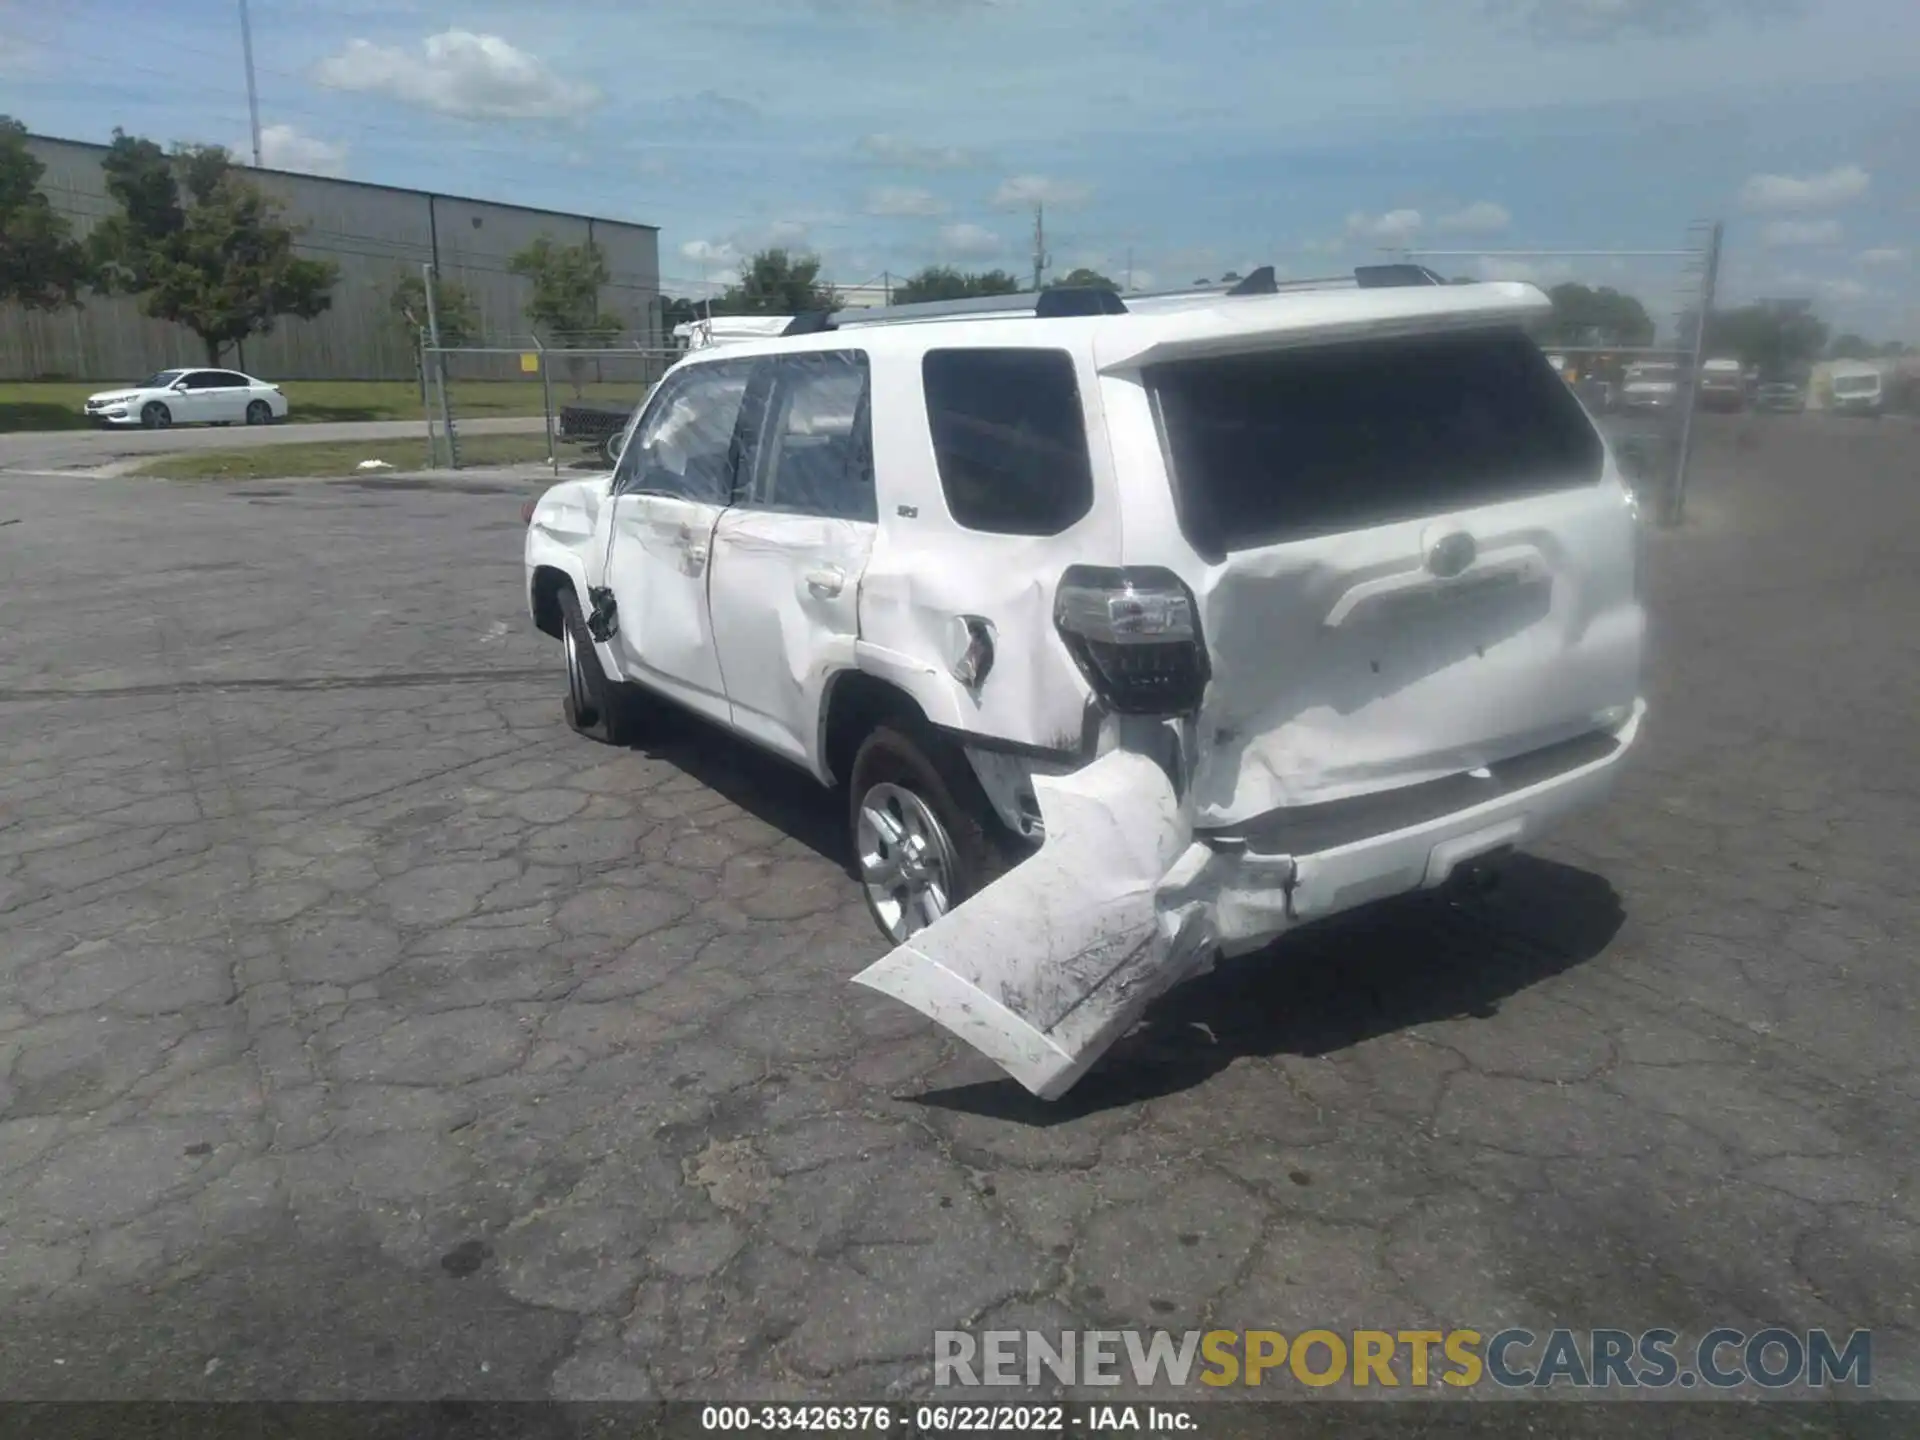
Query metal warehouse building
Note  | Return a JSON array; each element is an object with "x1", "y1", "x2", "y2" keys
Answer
[{"x1": 0, "y1": 133, "x2": 662, "y2": 382}]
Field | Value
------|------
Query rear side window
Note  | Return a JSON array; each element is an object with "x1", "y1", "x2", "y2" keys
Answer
[
  {"x1": 922, "y1": 348, "x2": 1093, "y2": 536},
  {"x1": 1149, "y1": 327, "x2": 1604, "y2": 556}
]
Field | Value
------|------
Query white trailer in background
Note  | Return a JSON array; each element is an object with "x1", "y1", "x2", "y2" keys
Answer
[{"x1": 673, "y1": 316, "x2": 797, "y2": 352}]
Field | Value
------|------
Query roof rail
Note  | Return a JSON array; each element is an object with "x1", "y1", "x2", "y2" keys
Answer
[
  {"x1": 783, "y1": 285, "x2": 1127, "y2": 335},
  {"x1": 779, "y1": 263, "x2": 1463, "y2": 336}
]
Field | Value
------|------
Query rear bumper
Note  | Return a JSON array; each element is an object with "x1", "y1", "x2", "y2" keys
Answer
[{"x1": 1159, "y1": 700, "x2": 1645, "y2": 955}]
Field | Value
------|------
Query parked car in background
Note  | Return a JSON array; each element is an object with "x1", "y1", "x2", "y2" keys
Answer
[
  {"x1": 1828, "y1": 362, "x2": 1885, "y2": 417},
  {"x1": 1698, "y1": 357, "x2": 1746, "y2": 412},
  {"x1": 1755, "y1": 380, "x2": 1807, "y2": 414},
  {"x1": 84, "y1": 369, "x2": 289, "y2": 430},
  {"x1": 1621, "y1": 361, "x2": 1681, "y2": 414}
]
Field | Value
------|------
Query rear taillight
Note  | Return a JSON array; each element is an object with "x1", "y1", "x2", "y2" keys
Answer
[{"x1": 1053, "y1": 565, "x2": 1209, "y2": 715}]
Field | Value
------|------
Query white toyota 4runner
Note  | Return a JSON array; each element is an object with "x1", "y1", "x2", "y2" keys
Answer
[{"x1": 523, "y1": 265, "x2": 1647, "y2": 1097}]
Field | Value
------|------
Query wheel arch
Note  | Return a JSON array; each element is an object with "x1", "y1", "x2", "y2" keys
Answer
[
  {"x1": 818, "y1": 669, "x2": 938, "y2": 789},
  {"x1": 529, "y1": 564, "x2": 574, "y2": 640}
]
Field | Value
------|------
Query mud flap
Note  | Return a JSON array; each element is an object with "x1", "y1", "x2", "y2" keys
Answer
[{"x1": 850, "y1": 749, "x2": 1216, "y2": 1100}]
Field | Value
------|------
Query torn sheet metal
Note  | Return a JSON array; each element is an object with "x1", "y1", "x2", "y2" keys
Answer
[
  {"x1": 1178, "y1": 492, "x2": 1644, "y2": 829},
  {"x1": 850, "y1": 748, "x2": 1216, "y2": 1100}
]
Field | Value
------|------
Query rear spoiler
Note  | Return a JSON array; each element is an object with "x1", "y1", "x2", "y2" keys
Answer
[{"x1": 1094, "y1": 281, "x2": 1554, "y2": 373}]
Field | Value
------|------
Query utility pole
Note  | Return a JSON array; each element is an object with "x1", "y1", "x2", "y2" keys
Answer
[
  {"x1": 1032, "y1": 205, "x2": 1048, "y2": 291},
  {"x1": 422, "y1": 263, "x2": 459, "y2": 469},
  {"x1": 238, "y1": 0, "x2": 263, "y2": 167},
  {"x1": 1668, "y1": 220, "x2": 1722, "y2": 526},
  {"x1": 1125, "y1": 247, "x2": 1134, "y2": 292}
]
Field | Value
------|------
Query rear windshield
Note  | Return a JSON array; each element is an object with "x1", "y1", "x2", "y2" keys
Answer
[{"x1": 1148, "y1": 327, "x2": 1604, "y2": 556}]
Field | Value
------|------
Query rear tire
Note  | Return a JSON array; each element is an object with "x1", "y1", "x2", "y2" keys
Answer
[
  {"x1": 558, "y1": 587, "x2": 642, "y2": 745},
  {"x1": 848, "y1": 721, "x2": 1027, "y2": 945},
  {"x1": 246, "y1": 400, "x2": 272, "y2": 425},
  {"x1": 141, "y1": 402, "x2": 171, "y2": 430}
]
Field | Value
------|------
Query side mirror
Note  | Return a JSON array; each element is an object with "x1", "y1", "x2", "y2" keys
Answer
[{"x1": 172, "y1": 380, "x2": 190, "y2": 391}]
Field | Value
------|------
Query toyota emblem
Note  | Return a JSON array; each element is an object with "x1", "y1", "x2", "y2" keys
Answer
[{"x1": 1427, "y1": 531, "x2": 1476, "y2": 579}]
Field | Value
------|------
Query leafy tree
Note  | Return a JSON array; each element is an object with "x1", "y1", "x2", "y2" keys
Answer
[
  {"x1": 1703, "y1": 302, "x2": 1830, "y2": 380},
  {"x1": 713, "y1": 248, "x2": 838, "y2": 314},
  {"x1": 391, "y1": 270, "x2": 478, "y2": 347},
  {"x1": 507, "y1": 235, "x2": 620, "y2": 347},
  {"x1": 1050, "y1": 267, "x2": 1118, "y2": 291},
  {"x1": 509, "y1": 235, "x2": 623, "y2": 397},
  {"x1": 0, "y1": 115, "x2": 90, "y2": 309},
  {"x1": 1827, "y1": 333, "x2": 1876, "y2": 361},
  {"x1": 90, "y1": 130, "x2": 337, "y2": 365},
  {"x1": 893, "y1": 265, "x2": 1022, "y2": 304},
  {"x1": 391, "y1": 270, "x2": 479, "y2": 399},
  {"x1": 1543, "y1": 283, "x2": 1655, "y2": 348}
]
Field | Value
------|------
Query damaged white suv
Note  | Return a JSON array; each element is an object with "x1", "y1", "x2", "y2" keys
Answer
[{"x1": 523, "y1": 265, "x2": 1646, "y2": 1099}]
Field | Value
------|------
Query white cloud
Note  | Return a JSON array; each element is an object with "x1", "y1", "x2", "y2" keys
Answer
[
  {"x1": 857, "y1": 134, "x2": 977, "y2": 170},
  {"x1": 1436, "y1": 200, "x2": 1512, "y2": 235},
  {"x1": 1346, "y1": 208, "x2": 1424, "y2": 246},
  {"x1": 991, "y1": 175, "x2": 1092, "y2": 209},
  {"x1": 313, "y1": 31, "x2": 600, "y2": 120},
  {"x1": 1471, "y1": 254, "x2": 1572, "y2": 284},
  {"x1": 680, "y1": 239, "x2": 741, "y2": 269},
  {"x1": 1858, "y1": 247, "x2": 1907, "y2": 267},
  {"x1": 936, "y1": 222, "x2": 1003, "y2": 258},
  {"x1": 1761, "y1": 218, "x2": 1843, "y2": 247},
  {"x1": 865, "y1": 186, "x2": 947, "y2": 217},
  {"x1": 1126, "y1": 269, "x2": 1157, "y2": 291},
  {"x1": 1821, "y1": 278, "x2": 1868, "y2": 301},
  {"x1": 763, "y1": 219, "x2": 813, "y2": 246},
  {"x1": 1740, "y1": 164, "x2": 1870, "y2": 213},
  {"x1": 253, "y1": 124, "x2": 348, "y2": 177}
]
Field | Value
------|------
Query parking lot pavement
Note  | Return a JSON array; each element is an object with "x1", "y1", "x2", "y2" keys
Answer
[
  {"x1": 0, "y1": 416, "x2": 1916, "y2": 1401},
  {"x1": 0, "y1": 415, "x2": 547, "y2": 474}
]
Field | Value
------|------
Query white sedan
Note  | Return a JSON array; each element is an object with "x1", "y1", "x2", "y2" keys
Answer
[{"x1": 84, "y1": 368, "x2": 290, "y2": 430}]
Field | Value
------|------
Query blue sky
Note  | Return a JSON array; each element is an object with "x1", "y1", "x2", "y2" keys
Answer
[{"x1": 4, "y1": 0, "x2": 1916, "y2": 338}]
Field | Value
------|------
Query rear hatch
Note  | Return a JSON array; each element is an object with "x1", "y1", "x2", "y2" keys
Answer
[{"x1": 1135, "y1": 324, "x2": 1643, "y2": 829}]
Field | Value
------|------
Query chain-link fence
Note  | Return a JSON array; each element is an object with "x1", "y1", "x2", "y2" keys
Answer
[
  {"x1": 418, "y1": 338, "x2": 679, "y2": 474},
  {"x1": 1407, "y1": 221, "x2": 1723, "y2": 526}
]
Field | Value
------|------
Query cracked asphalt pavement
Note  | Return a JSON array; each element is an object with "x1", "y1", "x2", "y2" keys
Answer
[{"x1": 0, "y1": 416, "x2": 1915, "y2": 1403}]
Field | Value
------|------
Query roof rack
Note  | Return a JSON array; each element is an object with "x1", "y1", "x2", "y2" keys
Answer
[{"x1": 781, "y1": 263, "x2": 1451, "y2": 336}]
